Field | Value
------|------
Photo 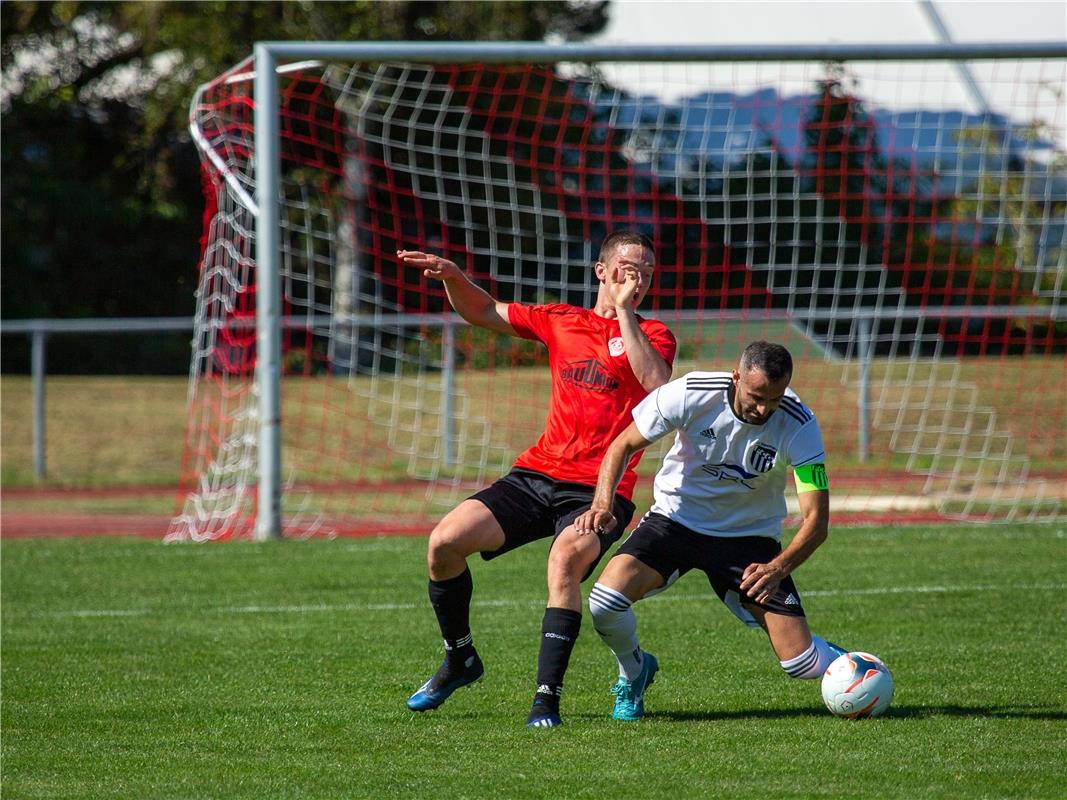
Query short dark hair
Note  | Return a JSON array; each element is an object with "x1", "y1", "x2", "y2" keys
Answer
[
  {"x1": 599, "y1": 230, "x2": 654, "y2": 262},
  {"x1": 740, "y1": 341, "x2": 793, "y2": 383}
]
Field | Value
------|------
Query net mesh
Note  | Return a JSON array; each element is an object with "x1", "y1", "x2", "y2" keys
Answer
[{"x1": 168, "y1": 53, "x2": 1066, "y2": 541}]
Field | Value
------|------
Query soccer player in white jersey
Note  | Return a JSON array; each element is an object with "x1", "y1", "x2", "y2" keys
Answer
[{"x1": 573, "y1": 340, "x2": 842, "y2": 720}]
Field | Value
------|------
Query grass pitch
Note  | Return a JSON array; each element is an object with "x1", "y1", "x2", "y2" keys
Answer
[{"x1": 3, "y1": 524, "x2": 1065, "y2": 799}]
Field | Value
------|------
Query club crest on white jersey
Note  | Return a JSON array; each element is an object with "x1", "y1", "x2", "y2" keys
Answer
[{"x1": 748, "y1": 442, "x2": 778, "y2": 473}]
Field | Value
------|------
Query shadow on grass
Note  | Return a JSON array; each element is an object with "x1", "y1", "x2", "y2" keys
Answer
[
  {"x1": 884, "y1": 704, "x2": 1067, "y2": 721},
  {"x1": 650, "y1": 708, "x2": 826, "y2": 722},
  {"x1": 647, "y1": 704, "x2": 1067, "y2": 722}
]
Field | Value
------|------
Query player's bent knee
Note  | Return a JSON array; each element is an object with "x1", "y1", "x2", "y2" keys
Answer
[
  {"x1": 427, "y1": 522, "x2": 480, "y2": 566},
  {"x1": 427, "y1": 523, "x2": 460, "y2": 554},
  {"x1": 548, "y1": 541, "x2": 594, "y2": 576},
  {"x1": 639, "y1": 568, "x2": 681, "y2": 600},
  {"x1": 548, "y1": 531, "x2": 599, "y2": 573}
]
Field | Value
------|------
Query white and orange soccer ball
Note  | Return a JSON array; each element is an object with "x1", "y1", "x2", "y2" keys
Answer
[{"x1": 821, "y1": 651, "x2": 895, "y2": 719}]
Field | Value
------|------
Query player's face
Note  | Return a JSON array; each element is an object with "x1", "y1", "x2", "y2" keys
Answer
[
  {"x1": 599, "y1": 243, "x2": 656, "y2": 306},
  {"x1": 731, "y1": 366, "x2": 791, "y2": 424}
]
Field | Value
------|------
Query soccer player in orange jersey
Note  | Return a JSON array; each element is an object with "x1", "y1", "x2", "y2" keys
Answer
[{"x1": 397, "y1": 232, "x2": 676, "y2": 727}]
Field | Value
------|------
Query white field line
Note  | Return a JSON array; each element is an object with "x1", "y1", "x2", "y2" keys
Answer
[
  {"x1": 785, "y1": 496, "x2": 938, "y2": 512},
  {"x1": 18, "y1": 582, "x2": 1066, "y2": 620}
]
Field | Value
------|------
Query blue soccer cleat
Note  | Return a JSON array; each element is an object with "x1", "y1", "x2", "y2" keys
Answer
[
  {"x1": 825, "y1": 639, "x2": 847, "y2": 659},
  {"x1": 406, "y1": 653, "x2": 484, "y2": 711},
  {"x1": 610, "y1": 652, "x2": 659, "y2": 721}
]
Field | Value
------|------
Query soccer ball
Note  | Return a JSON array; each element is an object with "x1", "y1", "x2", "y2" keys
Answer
[{"x1": 821, "y1": 651, "x2": 894, "y2": 719}]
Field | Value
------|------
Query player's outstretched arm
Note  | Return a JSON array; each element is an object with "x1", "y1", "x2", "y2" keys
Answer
[
  {"x1": 740, "y1": 487, "x2": 829, "y2": 604},
  {"x1": 397, "y1": 250, "x2": 516, "y2": 336},
  {"x1": 574, "y1": 422, "x2": 653, "y2": 536}
]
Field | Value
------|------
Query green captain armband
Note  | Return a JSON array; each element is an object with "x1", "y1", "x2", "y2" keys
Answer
[{"x1": 794, "y1": 463, "x2": 829, "y2": 493}]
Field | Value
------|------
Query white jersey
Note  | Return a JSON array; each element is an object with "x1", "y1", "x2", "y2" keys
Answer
[{"x1": 632, "y1": 371, "x2": 826, "y2": 540}]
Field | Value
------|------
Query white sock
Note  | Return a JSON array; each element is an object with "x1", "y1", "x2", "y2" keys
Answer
[
  {"x1": 780, "y1": 635, "x2": 839, "y2": 679},
  {"x1": 588, "y1": 582, "x2": 644, "y2": 681}
]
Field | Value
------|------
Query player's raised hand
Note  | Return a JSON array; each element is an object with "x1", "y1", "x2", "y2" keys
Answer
[
  {"x1": 573, "y1": 506, "x2": 617, "y2": 538},
  {"x1": 607, "y1": 264, "x2": 642, "y2": 310},
  {"x1": 398, "y1": 250, "x2": 462, "y2": 282}
]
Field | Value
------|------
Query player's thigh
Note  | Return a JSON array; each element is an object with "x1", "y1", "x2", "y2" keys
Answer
[
  {"x1": 429, "y1": 498, "x2": 506, "y2": 557},
  {"x1": 596, "y1": 554, "x2": 667, "y2": 603},
  {"x1": 746, "y1": 606, "x2": 813, "y2": 661}
]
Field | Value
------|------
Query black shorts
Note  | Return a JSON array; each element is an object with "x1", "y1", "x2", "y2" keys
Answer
[
  {"x1": 471, "y1": 468, "x2": 635, "y2": 580},
  {"x1": 616, "y1": 511, "x2": 807, "y2": 624}
]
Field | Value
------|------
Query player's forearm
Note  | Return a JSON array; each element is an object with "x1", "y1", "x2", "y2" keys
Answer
[
  {"x1": 440, "y1": 277, "x2": 514, "y2": 336},
  {"x1": 591, "y1": 441, "x2": 634, "y2": 511},
  {"x1": 441, "y1": 275, "x2": 496, "y2": 323},
  {"x1": 615, "y1": 309, "x2": 671, "y2": 390},
  {"x1": 771, "y1": 497, "x2": 829, "y2": 575},
  {"x1": 773, "y1": 526, "x2": 826, "y2": 576}
]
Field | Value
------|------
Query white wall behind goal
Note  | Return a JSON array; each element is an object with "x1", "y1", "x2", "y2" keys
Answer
[{"x1": 582, "y1": 0, "x2": 1067, "y2": 142}]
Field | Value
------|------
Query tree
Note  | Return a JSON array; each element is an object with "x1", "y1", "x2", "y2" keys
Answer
[
  {"x1": 0, "y1": 0, "x2": 609, "y2": 372},
  {"x1": 944, "y1": 121, "x2": 1067, "y2": 353}
]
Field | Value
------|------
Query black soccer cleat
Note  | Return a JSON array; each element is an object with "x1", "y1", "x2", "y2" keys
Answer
[{"x1": 525, "y1": 698, "x2": 563, "y2": 728}]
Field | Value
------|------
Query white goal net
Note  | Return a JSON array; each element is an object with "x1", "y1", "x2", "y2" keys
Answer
[{"x1": 168, "y1": 44, "x2": 1066, "y2": 541}]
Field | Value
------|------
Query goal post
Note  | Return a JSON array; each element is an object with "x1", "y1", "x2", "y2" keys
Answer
[
  {"x1": 254, "y1": 42, "x2": 283, "y2": 540},
  {"x1": 169, "y1": 40, "x2": 1067, "y2": 542}
]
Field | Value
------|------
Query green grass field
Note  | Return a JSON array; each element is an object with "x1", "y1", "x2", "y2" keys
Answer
[{"x1": 3, "y1": 524, "x2": 1065, "y2": 799}]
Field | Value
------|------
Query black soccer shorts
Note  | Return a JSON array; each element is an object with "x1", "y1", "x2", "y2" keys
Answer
[
  {"x1": 616, "y1": 511, "x2": 807, "y2": 624},
  {"x1": 471, "y1": 467, "x2": 635, "y2": 580}
]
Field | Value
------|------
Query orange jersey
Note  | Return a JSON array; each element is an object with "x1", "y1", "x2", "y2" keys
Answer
[{"x1": 507, "y1": 303, "x2": 677, "y2": 499}]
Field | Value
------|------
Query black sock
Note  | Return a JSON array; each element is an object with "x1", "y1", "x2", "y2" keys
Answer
[
  {"x1": 428, "y1": 567, "x2": 475, "y2": 664},
  {"x1": 534, "y1": 607, "x2": 582, "y2": 706}
]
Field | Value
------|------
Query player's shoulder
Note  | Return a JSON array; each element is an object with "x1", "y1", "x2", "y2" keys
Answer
[
  {"x1": 634, "y1": 313, "x2": 675, "y2": 336},
  {"x1": 778, "y1": 387, "x2": 816, "y2": 426},
  {"x1": 508, "y1": 302, "x2": 586, "y2": 335},
  {"x1": 681, "y1": 370, "x2": 733, "y2": 395},
  {"x1": 512, "y1": 302, "x2": 579, "y2": 317}
]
